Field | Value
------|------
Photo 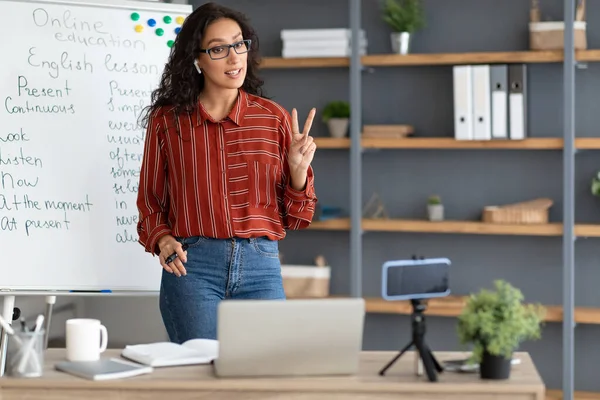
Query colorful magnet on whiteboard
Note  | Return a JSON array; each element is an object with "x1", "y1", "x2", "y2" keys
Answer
[
  {"x1": 175, "y1": 27, "x2": 181, "y2": 34},
  {"x1": 155, "y1": 28, "x2": 164, "y2": 36},
  {"x1": 130, "y1": 12, "x2": 140, "y2": 21},
  {"x1": 147, "y1": 18, "x2": 156, "y2": 27},
  {"x1": 167, "y1": 40, "x2": 174, "y2": 48},
  {"x1": 163, "y1": 15, "x2": 172, "y2": 24},
  {"x1": 134, "y1": 24, "x2": 143, "y2": 33},
  {"x1": 176, "y1": 16, "x2": 184, "y2": 24}
]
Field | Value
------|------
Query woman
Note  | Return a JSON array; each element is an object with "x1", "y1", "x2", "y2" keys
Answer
[{"x1": 136, "y1": 2, "x2": 318, "y2": 343}]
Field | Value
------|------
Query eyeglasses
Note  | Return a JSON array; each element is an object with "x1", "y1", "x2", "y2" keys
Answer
[{"x1": 200, "y1": 39, "x2": 252, "y2": 60}]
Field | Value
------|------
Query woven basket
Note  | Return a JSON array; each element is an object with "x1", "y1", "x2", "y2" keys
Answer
[
  {"x1": 529, "y1": 0, "x2": 587, "y2": 50},
  {"x1": 482, "y1": 198, "x2": 553, "y2": 224}
]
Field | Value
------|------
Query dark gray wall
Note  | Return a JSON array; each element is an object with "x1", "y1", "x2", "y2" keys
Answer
[{"x1": 194, "y1": 0, "x2": 600, "y2": 392}]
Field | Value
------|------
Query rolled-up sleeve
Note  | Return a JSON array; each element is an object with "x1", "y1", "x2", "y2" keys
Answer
[{"x1": 136, "y1": 110, "x2": 171, "y2": 255}]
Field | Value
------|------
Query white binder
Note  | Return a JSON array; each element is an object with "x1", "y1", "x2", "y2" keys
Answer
[
  {"x1": 452, "y1": 65, "x2": 473, "y2": 140},
  {"x1": 471, "y1": 65, "x2": 491, "y2": 140},
  {"x1": 490, "y1": 65, "x2": 508, "y2": 139}
]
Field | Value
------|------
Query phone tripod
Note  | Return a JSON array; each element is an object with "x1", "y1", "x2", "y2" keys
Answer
[{"x1": 378, "y1": 298, "x2": 444, "y2": 382}]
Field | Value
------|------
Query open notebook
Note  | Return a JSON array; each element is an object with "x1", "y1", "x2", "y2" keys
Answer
[{"x1": 121, "y1": 338, "x2": 218, "y2": 367}]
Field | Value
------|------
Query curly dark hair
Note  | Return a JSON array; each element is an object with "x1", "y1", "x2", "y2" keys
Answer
[{"x1": 139, "y1": 2, "x2": 264, "y2": 128}]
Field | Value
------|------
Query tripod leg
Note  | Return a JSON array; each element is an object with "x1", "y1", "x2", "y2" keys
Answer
[
  {"x1": 427, "y1": 346, "x2": 444, "y2": 373},
  {"x1": 415, "y1": 336, "x2": 437, "y2": 382},
  {"x1": 378, "y1": 340, "x2": 414, "y2": 376}
]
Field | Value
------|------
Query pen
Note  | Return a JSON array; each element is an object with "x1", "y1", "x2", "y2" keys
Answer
[{"x1": 165, "y1": 244, "x2": 188, "y2": 264}]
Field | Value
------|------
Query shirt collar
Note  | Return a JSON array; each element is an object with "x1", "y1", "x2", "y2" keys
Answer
[{"x1": 194, "y1": 89, "x2": 248, "y2": 127}]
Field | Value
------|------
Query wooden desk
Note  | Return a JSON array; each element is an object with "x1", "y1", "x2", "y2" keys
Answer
[{"x1": 0, "y1": 349, "x2": 545, "y2": 400}]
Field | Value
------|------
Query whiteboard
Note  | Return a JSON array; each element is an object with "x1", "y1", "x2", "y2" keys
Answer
[{"x1": 0, "y1": 0, "x2": 192, "y2": 291}]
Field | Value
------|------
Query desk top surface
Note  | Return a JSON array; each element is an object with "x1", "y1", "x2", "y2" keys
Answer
[{"x1": 0, "y1": 349, "x2": 544, "y2": 394}]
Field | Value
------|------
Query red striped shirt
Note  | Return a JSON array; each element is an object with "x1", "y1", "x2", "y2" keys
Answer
[{"x1": 136, "y1": 89, "x2": 318, "y2": 255}]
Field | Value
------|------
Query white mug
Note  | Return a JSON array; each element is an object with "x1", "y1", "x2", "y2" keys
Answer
[{"x1": 65, "y1": 318, "x2": 108, "y2": 361}]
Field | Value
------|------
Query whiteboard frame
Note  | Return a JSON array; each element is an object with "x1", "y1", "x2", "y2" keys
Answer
[{"x1": 0, "y1": 0, "x2": 193, "y2": 13}]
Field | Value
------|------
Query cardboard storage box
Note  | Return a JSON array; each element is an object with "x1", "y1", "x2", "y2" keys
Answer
[{"x1": 281, "y1": 265, "x2": 330, "y2": 298}]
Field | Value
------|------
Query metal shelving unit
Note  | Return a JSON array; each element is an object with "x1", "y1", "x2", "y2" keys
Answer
[
  {"x1": 562, "y1": 1, "x2": 576, "y2": 400},
  {"x1": 346, "y1": 1, "x2": 578, "y2": 399}
]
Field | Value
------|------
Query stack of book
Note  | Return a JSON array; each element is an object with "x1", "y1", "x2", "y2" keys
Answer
[{"x1": 280, "y1": 28, "x2": 367, "y2": 58}]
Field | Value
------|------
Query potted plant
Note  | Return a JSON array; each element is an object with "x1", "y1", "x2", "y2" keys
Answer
[
  {"x1": 381, "y1": 0, "x2": 425, "y2": 55},
  {"x1": 457, "y1": 280, "x2": 546, "y2": 380},
  {"x1": 322, "y1": 101, "x2": 350, "y2": 138},
  {"x1": 591, "y1": 171, "x2": 600, "y2": 196},
  {"x1": 427, "y1": 195, "x2": 443, "y2": 221}
]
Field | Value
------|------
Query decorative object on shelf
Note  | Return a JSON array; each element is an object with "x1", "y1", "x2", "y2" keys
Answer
[
  {"x1": 362, "y1": 124, "x2": 414, "y2": 138},
  {"x1": 481, "y1": 198, "x2": 552, "y2": 224},
  {"x1": 457, "y1": 280, "x2": 546, "y2": 380},
  {"x1": 427, "y1": 195, "x2": 443, "y2": 221},
  {"x1": 322, "y1": 101, "x2": 350, "y2": 138},
  {"x1": 529, "y1": 0, "x2": 586, "y2": 50},
  {"x1": 314, "y1": 255, "x2": 328, "y2": 267},
  {"x1": 363, "y1": 193, "x2": 389, "y2": 219},
  {"x1": 591, "y1": 171, "x2": 600, "y2": 197},
  {"x1": 381, "y1": 0, "x2": 424, "y2": 55},
  {"x1": 315, "y1": 205, "x2": 344, "y2": 221},
  {"x1": 281, "y1": 261, "x2": 331, "y2": 298}
]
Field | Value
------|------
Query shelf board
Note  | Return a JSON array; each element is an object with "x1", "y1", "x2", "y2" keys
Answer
[
  {"x1": 362, "y1": 51, "x2": 565, "y2": 67},
  {"x1": 260, "y1": 56, "x2": 349, "y2": 69},
  {"x1": 575, "y1": 50, "x2": 600, "y2": 63},
  {"x1": 308, "y1": 218, "x2": 350, "y2": 230},
  {"x1": 362, "y1": 137, "x2": 564, "y2": 149},
  {"x1": 306, "y1": 218, "x2": 600, "y2": 237},
  {"x1": 314, "y1": 137, "x2": 351, "y2": 148},
  {"x1": 364, "y1": 297, "x2": 600, "y2": 325},
  {"x1": 258, "y1": 50, "x2": 600, "y2": 69},
  {"x1": 362, "y1": 218, "x2": 564, "y2": 236},
  {"x1": 574, "y1": 138, "x2": 600, "y2": 149},
  {"x1": 314, "y1": 137, "x2": 600, "y2": 150}
]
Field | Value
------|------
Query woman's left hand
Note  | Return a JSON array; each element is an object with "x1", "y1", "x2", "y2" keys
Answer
[{"x1": 288, "y1": 107, "x2": 317, "y2": 174}]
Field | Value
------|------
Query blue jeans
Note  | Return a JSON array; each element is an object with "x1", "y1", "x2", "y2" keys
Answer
[{"x1": 159, "y1": 236, "x2": 286, "y2": 343}]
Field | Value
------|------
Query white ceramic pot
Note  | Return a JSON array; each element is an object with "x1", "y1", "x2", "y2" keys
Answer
[
  {"x1": 391, "y1": 31, "x2": 411, "y2": 54},
  {"x1": 327, "y1": 118, "x2": 349, "y2": 138},
  {"x1": 427, "y1": 204, "x2": 444, "y2": 221}
]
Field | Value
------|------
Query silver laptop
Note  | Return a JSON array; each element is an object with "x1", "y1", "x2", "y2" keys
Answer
[{"x1": 213, "y1": 298, "x2": 365, "y2": 378}]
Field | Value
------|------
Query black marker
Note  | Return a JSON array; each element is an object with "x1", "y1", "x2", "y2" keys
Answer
[{"x1": 165, "y1": 244, "x2": 188, "y2": 264}]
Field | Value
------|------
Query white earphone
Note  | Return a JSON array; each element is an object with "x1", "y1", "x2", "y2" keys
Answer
[{"x1": 193, "y1": 60, "x2": 202, "y2": 74}]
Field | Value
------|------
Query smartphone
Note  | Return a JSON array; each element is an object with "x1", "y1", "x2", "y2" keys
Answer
[{"x1": 381, "y1": 257, "x2": 451, "y2": 301}]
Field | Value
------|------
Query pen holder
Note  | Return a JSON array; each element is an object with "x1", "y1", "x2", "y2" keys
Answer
[{"x1": 6, "y1": 330, "x2": 45, "y2": 378}]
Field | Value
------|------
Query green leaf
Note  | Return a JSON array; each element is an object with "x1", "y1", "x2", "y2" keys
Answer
[
  {"x1": 321, "y1": 101, "x2": 350, "y2": 122},
  {"x1": 381, "y1": 0, "x2": 425, "y2": 33},
  {"x1": 456, "y1": 280, "x2": 545, "y2": 363}
]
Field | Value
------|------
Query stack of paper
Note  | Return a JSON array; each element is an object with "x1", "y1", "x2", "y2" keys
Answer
[{"x1": 280, "y1": 28, "x2": 367, "y2": 58}]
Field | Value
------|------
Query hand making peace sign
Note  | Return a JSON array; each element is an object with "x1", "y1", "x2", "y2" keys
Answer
[{"x1": 287, "y1": 107, "x2": 317, "y2": 174}]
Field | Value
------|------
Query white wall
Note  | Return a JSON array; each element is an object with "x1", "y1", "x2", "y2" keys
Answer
[{"x1": 82, "y1": 297, "x2": 168, "y2": 347}]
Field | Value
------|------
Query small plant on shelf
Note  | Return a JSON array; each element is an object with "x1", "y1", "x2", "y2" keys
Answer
[
  {"x1": 456, "y1": 280, "x2": 546, "y2": 380},
  {"x1": 591, "y1": 171, "x2": 600, "y2": 197},
  {"x1": 427, "y1": 195, "x2": 443, "y2": 221},
  {"x1": 322, "y1": 101, "x2": 350, "y2": 138},
  {"x1": 381, "y1": 0, "x2": 425, "y2": 54}
]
